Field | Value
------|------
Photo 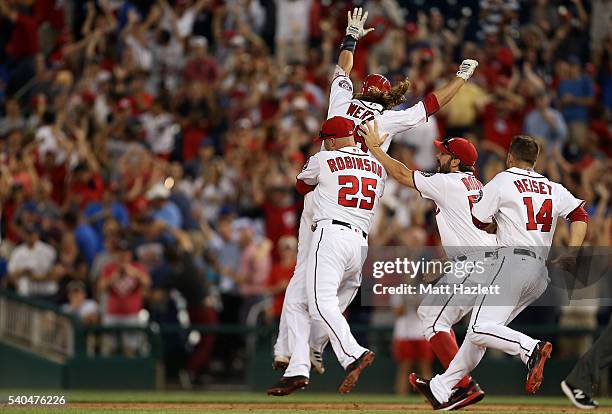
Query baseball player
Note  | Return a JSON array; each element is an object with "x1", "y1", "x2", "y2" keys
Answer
[
  {"x1": 561, "y1": 313, "x2": 612, "y2": 409},
  {"x1": 362, "y1": 121, "x2": 496, "y2": 410},
  {"x1": 272, "y1": 6, "x2": 480, "y2": 375},
  {"x1": 410, "y1": 135, "x2": 589, "y2": 409},
  {"x1": 267, "y1": 116, "x2": 385, "y2": 396}
]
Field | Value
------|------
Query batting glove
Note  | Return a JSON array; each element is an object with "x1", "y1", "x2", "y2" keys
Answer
[
  {"x1": 456, "y1": 59, "x2": 479, "y2": 81},
  {"x1": 346, "y1": 7, "x2": 374, "y2": 40}
]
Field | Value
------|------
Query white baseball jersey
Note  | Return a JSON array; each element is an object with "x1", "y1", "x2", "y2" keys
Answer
[
  {"x1": 297, "y1": 146, "x2": 386, "y2": 234},
  {"x1": 413, "y1": 171, "x2": 497, "y2": 256},
  {"x1": 472, "y1": 167, "x2": 584, "y2": 247},
  {"x1": 327, "y1": 66, "x2": 428, "y2": 153}
]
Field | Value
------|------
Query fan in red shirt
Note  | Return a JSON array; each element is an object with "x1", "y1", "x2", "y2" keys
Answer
[
  {"x1": 482, "y1": 83, "x2": 525, "y2": 157},
  {"x1": 98, "y1": 240, "x2": 151, "y2": 356},
  {"x1": 261, "y1": 187, "x2": 299, "y2": 260},
  {"x1": 67, "y1": 162, "x2": 104, "y2": 209},
  {"x1": 267, "y1": 236, "x2": 298, "y2": 321}
]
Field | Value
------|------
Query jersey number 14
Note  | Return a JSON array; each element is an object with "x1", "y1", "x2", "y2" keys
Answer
[
  {"x1": 338, "y1": 175, "x2": 377, "y2": 210},
  {"x1": 523, "y1": 197, "x2": 553, "y2": 232}
]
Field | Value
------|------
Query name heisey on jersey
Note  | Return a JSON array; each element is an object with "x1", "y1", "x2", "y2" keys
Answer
[
  {"x1": 513, "y1": 178, "x2": 553, "y2": 195},
  {"x1": 327, "y1": 156, "x2": 384, "y2": 178}
]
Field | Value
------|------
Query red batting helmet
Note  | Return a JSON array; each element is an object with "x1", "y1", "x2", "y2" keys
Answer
[{"x1": 361, "y1": 74, "x2": 391, "y2": 94}]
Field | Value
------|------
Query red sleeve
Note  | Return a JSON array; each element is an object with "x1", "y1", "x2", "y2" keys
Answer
[
  {"x1": 295, "y1": 179, "x2": 316, "y2": 195},
  {"x1": 567, "y1": 206, "x2": 589, "y2": 223},
  {"x1": 423, "y1": 93, "x2": 440, "y2": 117}
]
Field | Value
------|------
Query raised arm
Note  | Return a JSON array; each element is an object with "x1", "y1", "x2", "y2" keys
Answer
[
  {"x1": 337, "y1": 8, "x2": 374, "y2": 75},
  {"x1": 430, "y1": 60, "x2": 479, "y2": 109},
  {"x1": 361, "y1": 120, "x2": 415, "y2": 188}
]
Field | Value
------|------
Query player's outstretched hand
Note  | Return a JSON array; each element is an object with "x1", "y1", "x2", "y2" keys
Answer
[
  {"x1": 361, "y1": 120, "x2": 388, "y2": 149},
  {"x1": 346, "y1": 7, "x2": 374, "y2": 40},
  {"x1": 456, "y1": 59, "x2": 479, "y2": 81}
]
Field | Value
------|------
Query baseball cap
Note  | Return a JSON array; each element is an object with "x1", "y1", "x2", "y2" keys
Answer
[
  {"x1": 318, "y1": 117, "x2": 355, "y2": 141},
  {"x1": 434, "y1": 137, "x2": 478, "y2": 167}
]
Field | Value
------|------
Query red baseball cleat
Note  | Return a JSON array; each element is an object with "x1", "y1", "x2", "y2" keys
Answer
[
  {"x1": 338, "y1": 350, "x2": 375, "y2": 394},
  {"x1": 525, "y1": 341, "x2": 552, "y2": 394},
  {"x1": 409, "y1": 373, "x2": 485, "y2": 411}
]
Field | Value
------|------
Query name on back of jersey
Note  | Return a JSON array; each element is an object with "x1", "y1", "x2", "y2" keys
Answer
[
  {"x1": 513, "y1": 178, "x2": 553, "y2": 195},
  {"x1": 327, "y1": 155, "x2": 384, "y2": 178},
  {"x1": 346, "y1": 103, "x2": 376, "y2": 121}
]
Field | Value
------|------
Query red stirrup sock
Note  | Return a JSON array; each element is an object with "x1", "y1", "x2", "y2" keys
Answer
[{"x1": 429, "y1": 331, "x2": 472, "y2": 389}]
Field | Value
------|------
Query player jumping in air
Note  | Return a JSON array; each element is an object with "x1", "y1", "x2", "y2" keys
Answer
[{"x1": 271, "y1": 7, "x2": 479, "y2": 396}]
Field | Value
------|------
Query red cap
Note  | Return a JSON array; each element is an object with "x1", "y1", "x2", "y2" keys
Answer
[
  {"x1": 318, "y1": 116, "x2": 355, "y2": 141},
  {"x1": 434, "y1": 137, "x2": 478, "y2": 167},
  {"x1": 361, "y1": 74, "x2": 391, "y2": 94}
]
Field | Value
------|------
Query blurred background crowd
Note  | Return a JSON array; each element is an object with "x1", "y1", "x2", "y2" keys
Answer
[{"x1": 0, "y1": 0, "x2": 609, "y2": 390}]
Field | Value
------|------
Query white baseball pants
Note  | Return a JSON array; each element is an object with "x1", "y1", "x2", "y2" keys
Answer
[
  {"x1": 430, "y1": 249, "x2": 549, "y2": 403},
  {"x1": 275, "y1": 195, "x2": 359, "y2": 366},
  {"x1": 284, "y1": 220, "x2": 368, "y2": 377},
  {"x1": 418, "y1": 252, "x2": 500, "y2": 341}
]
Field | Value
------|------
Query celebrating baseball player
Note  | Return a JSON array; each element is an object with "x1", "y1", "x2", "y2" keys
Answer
[
  {"x1": 361, "y1": 120, "x2": 496, "y2": 410},
  {"x1": 272, "y1": 6, "x2": 480, "y2": 384},
  {"x1": 409, "y1": 135, "x2": 589, "y2": 409},
  {"x1": 268, "y1": 116, "x2": 385, "y2": 396}
]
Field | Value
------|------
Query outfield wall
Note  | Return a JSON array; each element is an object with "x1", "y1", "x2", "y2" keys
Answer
[{"x1": 0, "y1": 291, "x2": 608, "y2": 394}]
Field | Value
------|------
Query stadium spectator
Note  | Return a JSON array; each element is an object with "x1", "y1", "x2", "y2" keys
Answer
[
  {"x1": 145, "y1": 183, "x2": 183, "y2": 229},
  {"x1": 524, "y1": 90, "x2": 569, "y2": 154},
  {"x1": 235, "y1": 220, "x2": 272, "y2": 322},
  {"x1": 98, "y1": 239, "x2": 150, "y2": 357},
  {"x1": 53, "y1": 232, "x2": 88, "y2": 304},
  {"x1": 156, "y1": 241, "x2": 218, "y2": 384},
  {"x1": 62, "y1": 280, "x2": 99, "y2": 325},
  {"x1": 391, "y1": 291, "x2": 433, "y2": 395},
  {"x1": 7, "y1": 225, "x2": 57, "y2": 300},
  {"x1": 267, "y1": 235, "x2": 297, "y2": 323},
  {"x1": 557, "y1": 56, "x2": 595, "y2": 145}
]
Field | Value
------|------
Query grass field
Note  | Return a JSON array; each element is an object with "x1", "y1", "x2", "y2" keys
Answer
[{"x1": 1, "y1": 390, "x2": 610, "y2": 413}]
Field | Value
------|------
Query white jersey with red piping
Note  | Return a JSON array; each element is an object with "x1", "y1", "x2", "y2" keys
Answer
[{"x1": 326, "y1": 66, "x2": 428, "y2": 153}]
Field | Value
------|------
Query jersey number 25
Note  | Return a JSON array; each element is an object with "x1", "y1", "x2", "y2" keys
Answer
[{"x1": 338, "y1": 175, "x2": 377, "y2": 210}]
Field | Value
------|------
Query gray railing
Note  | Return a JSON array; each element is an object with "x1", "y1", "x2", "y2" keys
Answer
[{"x1": 0, "y1": 292, "x2": 75, "y2": 361}]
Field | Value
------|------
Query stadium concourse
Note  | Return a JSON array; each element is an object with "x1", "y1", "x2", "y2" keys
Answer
[{"x1": 0, "y1": 0, "x2": 609, "y2": 395}]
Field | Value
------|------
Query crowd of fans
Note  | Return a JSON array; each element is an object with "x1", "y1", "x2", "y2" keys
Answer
[{"x1": 0, "y1": 0, "x2": 609, "y2": 384}]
